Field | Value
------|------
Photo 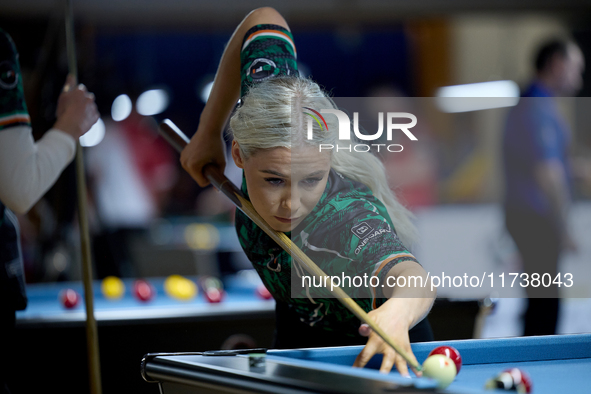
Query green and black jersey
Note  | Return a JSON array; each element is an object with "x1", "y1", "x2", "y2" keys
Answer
[
  {"x1": 236, "y1": 169, "x2": 419, "y2": 335},
  {"x1": 235, "y1": 24, "x2": 419, "y2": 337}
]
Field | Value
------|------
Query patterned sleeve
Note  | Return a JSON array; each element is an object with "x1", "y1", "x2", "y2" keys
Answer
[
  {"x1": 0, "y1": 29, "x2": 31, "y2": 131},
  {"x1": 239, "y1": 24, "x2": 299, "y2": 98},
  {"x1": 302, "y1": 196, "x2": 419, "y2": 304}
]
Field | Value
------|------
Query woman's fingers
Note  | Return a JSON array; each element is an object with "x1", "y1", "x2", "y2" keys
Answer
[
  {"x1": 353, "y1": 338, "x2": 379, "y2": 369},
  {"x1": 180, "y1": 131, "x2": 227, "y2": 187},
  {"x1": 397, "y1": 343, "x2": 421, "y2": 377},
  {"x1": 358, "y1": 323, "x2": 371, "y2": 337},
  {"x1": 393, "y1": 352, "x2": 410, "y2": 377},
  {"x1": 379, "y1": 349, "x2": 398, "y2": 375},
  {"x1": 356, "y1": 322, "x2": 422, "y2": 377}
]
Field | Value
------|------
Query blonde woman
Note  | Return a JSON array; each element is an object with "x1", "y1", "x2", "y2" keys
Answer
[{"x1": 181, "y1": 7, "x2": 435, "y2": 377}]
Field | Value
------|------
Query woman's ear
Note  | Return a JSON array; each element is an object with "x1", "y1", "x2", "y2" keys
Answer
[{"x1": 231, "y1": 140, "x2": 245, "y2": 169}]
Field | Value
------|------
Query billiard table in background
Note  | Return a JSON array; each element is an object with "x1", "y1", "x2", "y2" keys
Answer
[
  {"x1": 142, "y1": 334, "x2": 591, "y2": 393},
  {"x1": 13, "y1": 271, "x2": 480, "y2": 393},
  {"x1": 13, "y1": 274, "x2": 276, "y2": 394}
]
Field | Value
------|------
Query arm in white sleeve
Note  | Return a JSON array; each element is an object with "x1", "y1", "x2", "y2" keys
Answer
[{"x1": 0, "y1": 125, "x2": 76, "y2": 214}]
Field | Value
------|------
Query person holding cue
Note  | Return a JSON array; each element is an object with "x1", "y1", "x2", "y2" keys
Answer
[
  {"x1": 181, "y1": 7, "x2": 436, "y2": 377},
  {"x1": 0, "y1": 28, "x2": 99, "y2": 394}
]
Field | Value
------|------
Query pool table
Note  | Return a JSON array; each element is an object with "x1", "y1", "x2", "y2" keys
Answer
[
  {"x1": 16, "y1": 274, "x2": 274, "y2": 326},
  {"x1": 13, "y1": 273, "x2": 275, "y2": 394},
  {"x1": 141, "y1": 333, "x2": 591, "y2": 393}
]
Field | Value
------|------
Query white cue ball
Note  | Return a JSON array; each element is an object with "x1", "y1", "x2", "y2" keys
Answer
[{"x1": 422, "y1": 354, "x2": 457, "y2": 389}]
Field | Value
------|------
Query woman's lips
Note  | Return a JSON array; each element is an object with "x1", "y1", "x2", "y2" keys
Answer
[{"x1": 274, "y1": 216, "x2": 300, "y2": 223}]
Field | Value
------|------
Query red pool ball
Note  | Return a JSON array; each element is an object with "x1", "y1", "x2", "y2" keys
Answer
[
  {"x1": 133, "y1": 279, "x2": 155, "y2": 302},
  {"x1": 204, "y1": 287, "x2": 225, "y2": 303},
  {"x1": 59, "y1": 288, "x2": 80, "y2": 309},
  {"x1": 428, "y1": 346, "x2": 462, "y2": 373},
  {"x1": 256, "y1": 284, "x2": 272, "y2": 300}
]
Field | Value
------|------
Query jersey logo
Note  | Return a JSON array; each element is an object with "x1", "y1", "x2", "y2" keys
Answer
[
  {"x1": 0, "y1": 61, "x2": 18, "y2": 90},
  {"x1": 351, "y1": 222, "x2": 373, "y2": 239},
  {"x1": 248, "y1": 58, "x2": 277, "y2": 81},
  {"x1": 353, "y1": 227, "x2": 392, "y2": 255}
]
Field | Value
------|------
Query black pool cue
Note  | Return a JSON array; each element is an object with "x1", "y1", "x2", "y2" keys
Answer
[
  {"x1": 158, "y1": 119, "x2": 422, "y2": 372},
  {"x1": 65, "y1": 1, "x2": 102, "y2": 393}
]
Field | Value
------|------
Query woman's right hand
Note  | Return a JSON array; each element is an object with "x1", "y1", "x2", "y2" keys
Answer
[
  {"x1": 180, "y1": 7, "x2": 288, "y2": 187},
  {"x1": 180, "y1": 128, "x2": 227, "y2": 187}
]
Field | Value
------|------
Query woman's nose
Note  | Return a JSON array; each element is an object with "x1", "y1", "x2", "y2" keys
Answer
[{"x1": 282, "y1": 188, "x2": 300, "y2": 214}]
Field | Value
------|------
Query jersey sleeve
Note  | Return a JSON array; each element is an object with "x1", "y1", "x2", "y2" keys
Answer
[
  {"x1": 239, "y1": 24, "x2": 299, "y2": 98},
  {"x1": 301, "y1": 196, "x2": 419, "y2": 305},
  {"x1": 0, "y1": 29, "x2": 31, "y2": 132}
]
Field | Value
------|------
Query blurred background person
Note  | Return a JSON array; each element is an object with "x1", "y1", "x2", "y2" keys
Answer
[
  {"x1": 0, "y1": 28, "x2": 98, "y2": 394},
  {"x1": 86, "y1": 104, "x2": 177, "y2": 279},
  {"x1": 502, "y1": 38, "x2": 585, "y2": 336}
]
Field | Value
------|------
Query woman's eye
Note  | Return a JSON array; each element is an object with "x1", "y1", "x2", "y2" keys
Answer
[
  {"x1": 302, "y1": 177, "x2": 322, "y2": 186},
  {"x1": 265, "y1": 178, "x2": 284, "y2": 186}
]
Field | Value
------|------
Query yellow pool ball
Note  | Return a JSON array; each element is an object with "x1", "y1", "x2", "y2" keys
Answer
[
  {"x1": 101, "y1": 276, "x2": 125, "y2": 300},
  {"x1": 165, "y1": 275, "x2": 197, "y2": 301},
  {"x1": 164, "y1": 274, "x2": 181, "y2": 296}
]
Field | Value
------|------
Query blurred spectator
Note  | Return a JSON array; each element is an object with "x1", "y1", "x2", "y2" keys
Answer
[
  {"x1": 0, "y1": 28, "x2": 98, "y2": 394},
  {"x1": 86, "y1": 110, "x2": 177, "y2": 278},
  {"x1": 502, "y1": 38, "x2": 584, "y2": 336}
]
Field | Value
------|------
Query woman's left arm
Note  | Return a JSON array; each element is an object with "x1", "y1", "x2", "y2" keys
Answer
[{"x1": 353, "y1": 260, "x2": 436, "y2": 376}]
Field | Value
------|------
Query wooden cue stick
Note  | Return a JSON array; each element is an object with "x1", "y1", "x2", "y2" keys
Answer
[
  {"x1": 65, "y1": 1, "x2": 103, "y2": 393},
  {"x1": 159, "y1": 119, "x2": 422, "y2": 372}
]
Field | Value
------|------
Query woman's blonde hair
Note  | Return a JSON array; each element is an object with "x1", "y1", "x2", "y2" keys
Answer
[{"x1": 229, "y1": 77, "x2": 417, "y2": 247}]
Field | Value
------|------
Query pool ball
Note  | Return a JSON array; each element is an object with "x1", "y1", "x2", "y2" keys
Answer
[
  {"x1": 174, "y1": 277, "x2": 197, "y2": 300},
  {"x1": 255, "y1": 284, "x2": 272, "y2": 300},
  {"x1": 165, "y1": 275, "x2": 198, "y2": 301},
  {"x1": 59, "y1": 288, "x2": 80, "y2": 309},
  {"x1": 485, "y1": 368, "x2": 532, "y2": 393},
  {"x1": 133, "y1": 279, "x2": 155, "y2": 302},
  {"x1": 164, "y1": 275, "x2": 180, "y2": 296},
  {"x1": 422, "y1": 354, "x2": 457, "y2": 389},
  {"x1": 428, "y1": 345, "x2": 462, "y2": 373},
  {"x1": 101, "y1": 276, "x2": 125, "y2": 300},
  {"x1": 199, "y1": 276, "x2": 225, "y2": 303},
  {"x1": 201, "y1": 276, "x2": 223, "y2": 290},
  {"x1": 176, "y1": 279, "x2": 197, "y2": 300},
  {"x1": 204, "y1": 287, "x2": 225, "y2": 303}
]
